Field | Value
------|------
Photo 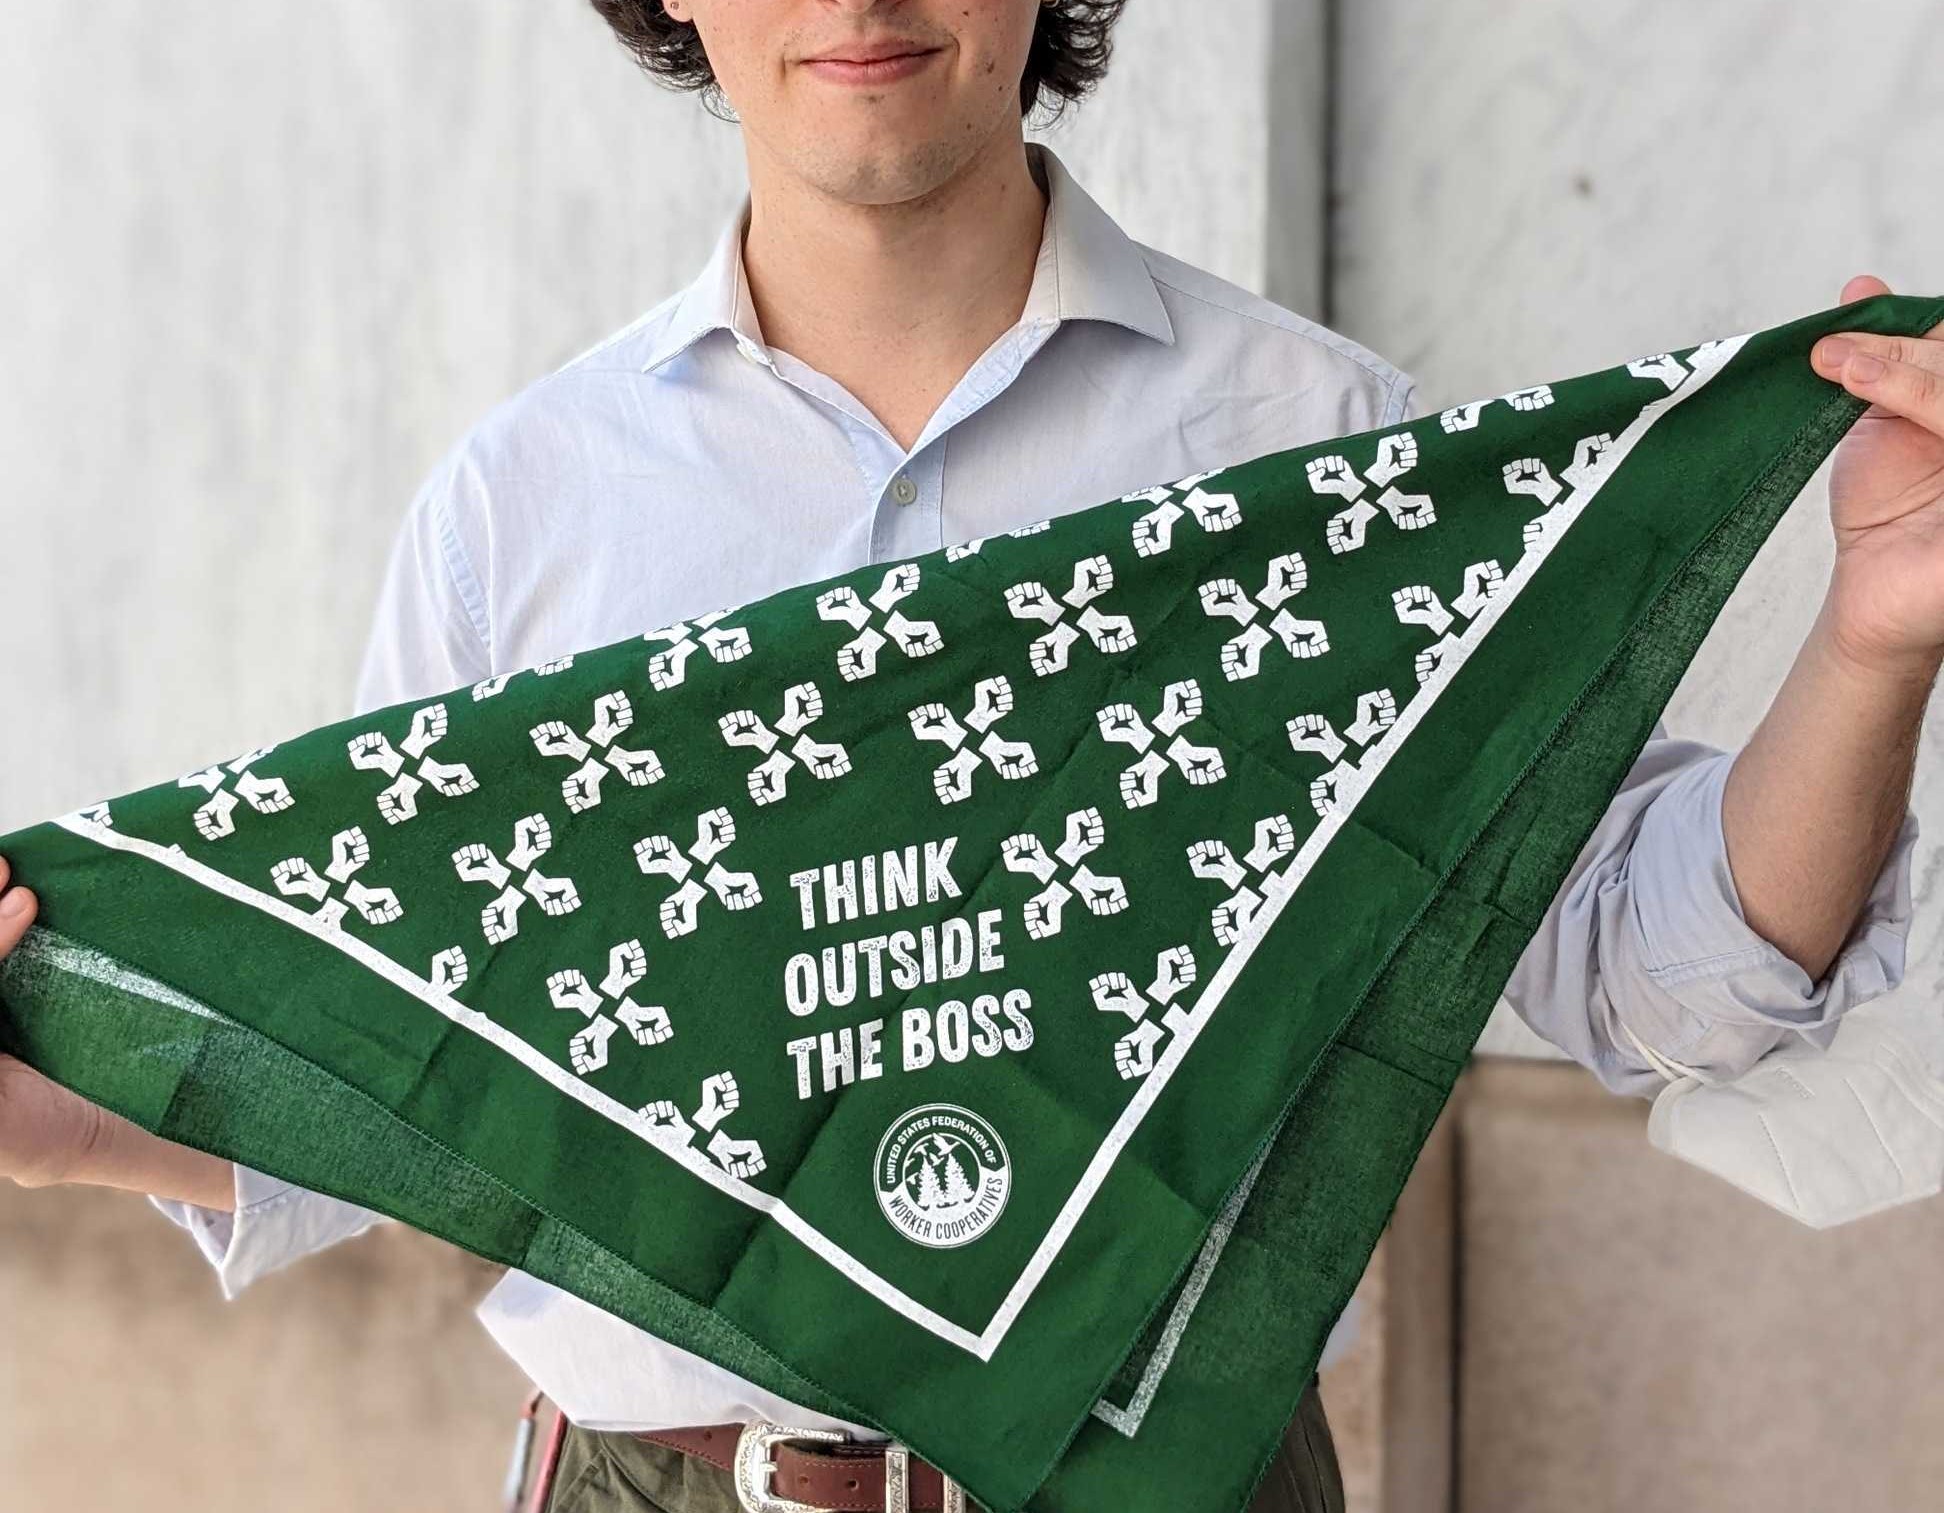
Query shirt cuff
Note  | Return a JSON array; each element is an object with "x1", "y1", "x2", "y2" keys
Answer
[
  {"x1": 1626, "y1": 747, "x2": 1918, "y2": 1040},
  {"x1": 148, "y1": 1163, "x2": 389, "y2": 1299}
]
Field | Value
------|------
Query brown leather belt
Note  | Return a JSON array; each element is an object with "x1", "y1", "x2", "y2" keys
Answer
[{"x1": 635, "y1": 1419, "x2": 972, "y2": 1511}]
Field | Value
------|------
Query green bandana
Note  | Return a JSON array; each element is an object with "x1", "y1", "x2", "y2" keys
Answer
[{"x1": 4, "y1": 294, "x2": 1938, "y2": 1513}]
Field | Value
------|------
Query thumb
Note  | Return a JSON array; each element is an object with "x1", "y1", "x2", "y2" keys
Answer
[{"x1": 1842, "y1": 272, "x2": 1894, "y2": 304}]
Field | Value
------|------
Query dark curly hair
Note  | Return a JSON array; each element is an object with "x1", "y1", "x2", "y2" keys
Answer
[{"x1": 588, "y1": 0, "x2": 1128, "y2": 124}]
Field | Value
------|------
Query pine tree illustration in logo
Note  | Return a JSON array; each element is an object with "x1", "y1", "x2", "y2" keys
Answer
[
  {"x1": 874, "y1": 1105, "x2": 1011, "y2": 1248},
  {"x1": 912, "y1": 1154, "x2": 946, "y2": 1211},
  {"x1": 940, "y1": 1150, "x2": 976, "y2": 1206}
]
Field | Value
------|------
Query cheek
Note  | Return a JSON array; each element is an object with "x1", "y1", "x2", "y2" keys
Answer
[
  {"x1": 964, "y1": 16, "x2": 1034, "y2": 102},
  {"x1": 687, "y1": 7, "x2": 777, "y2": 103}
]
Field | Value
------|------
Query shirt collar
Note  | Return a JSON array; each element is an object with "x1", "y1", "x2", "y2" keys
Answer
[{"x1": 639, "y1": 141, "x2": 1175, "y2": 374}]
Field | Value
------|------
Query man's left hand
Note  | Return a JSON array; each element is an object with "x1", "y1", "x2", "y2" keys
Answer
[{"x1": 1812, "y1": 272, "x2": 1944, "y2": 681}]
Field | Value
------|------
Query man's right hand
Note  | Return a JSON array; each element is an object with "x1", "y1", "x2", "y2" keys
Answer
[{"x1": 0, "y1": 851, "x2": 236, "y2": 1209}]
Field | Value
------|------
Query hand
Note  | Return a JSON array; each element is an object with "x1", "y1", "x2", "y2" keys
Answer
[
  {"x1": 1810, "y1": 273, "x2": 1944, "y2": 681},
  {"x1": 0, "y1": 852, "x2": 238, "y2": 1208},
  {"x1": 0, "y1": 852, "x2": 107, "y2": 1189}
]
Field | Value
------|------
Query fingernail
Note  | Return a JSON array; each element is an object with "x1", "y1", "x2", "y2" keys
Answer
[
  {"x1": 1, "y1": 891, "x2": 28, "y2": 920},
  {"x1": 1851, "y1": 353, "x2": 1887, "y2": 381},
  {"x1": 1818, "y1": 337, "x2": 1853, "y2": 368}
]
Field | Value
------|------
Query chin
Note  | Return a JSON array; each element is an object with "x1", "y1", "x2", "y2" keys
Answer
[{"x1": 799, "y1": 132, "x2": 973, "y2": 206}]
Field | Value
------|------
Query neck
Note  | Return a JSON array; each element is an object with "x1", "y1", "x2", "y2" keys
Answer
[{"x1": 739, "y1": 132, "x2": 1048, "y2": 453}]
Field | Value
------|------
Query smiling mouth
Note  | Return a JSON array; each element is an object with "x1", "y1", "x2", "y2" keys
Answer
[{"x1": 799, "y1": 46, "x2": 943, "y2": 85}]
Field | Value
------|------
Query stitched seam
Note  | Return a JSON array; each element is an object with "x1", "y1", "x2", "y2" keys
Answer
[
  {"x1": 1380, "y1": 372, "x2": 1416, "y2": 428},
  {"x1": 594, "y1": 1435, "x2": 685, "y2": 1513},
  {"x1": 430, "y1": 481, "x2": 494, "y2": 665},
  {"x1": 24, "y1": 926, "x2": 875, "y2": 1431},
  {"x1": 1645, "y1": 940, "x2": 1790, "y2": 986},
  {"x1": 1293, "y1": 1379, "x2": 1341, "y2": 1513},
  {"x1": 543, "y1": 1444, "x2": 606, "y2": 1513},
  {"x1": 235, "y1": 1188, "x2": 297, "y2": 1222},
  {"x1": 1143, "y1": 264, "x2": 1404, "y2": 390},
  {"x1": 1847, "y1": 1075, "x2": 1907, "y2": 1184},
  {"x1": 1756, "y1": 1110, "x2": 1802, "y2": 1211}
]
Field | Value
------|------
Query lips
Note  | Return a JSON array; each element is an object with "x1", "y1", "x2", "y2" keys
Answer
[
  {"x1": 806, "y1": 38, "x2": 938, "y2": 65},
  {"x1": 799, "y1": 44, "x2": 942, "y2": 86}
]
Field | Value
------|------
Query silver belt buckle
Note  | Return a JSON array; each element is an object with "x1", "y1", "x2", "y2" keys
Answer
[
  {"x1": 885, "y1": 1443, "x2": 970, "y2": 1511},
  {"x1": 732, "y1": 1419, "x2": 849, "y2": 1513},
  {"x1": 734, "y1": 1420, "x2": 971, "y2": 1512}
]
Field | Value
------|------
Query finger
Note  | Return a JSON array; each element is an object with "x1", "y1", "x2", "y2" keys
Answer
[
  {"x1": 1831, "y1": 274, "x2": 1944, "y2": 341},
  {"x1": 0, "y1": 878, "x2": 37, "y2": 952},
  {"x1": 1820, "y1": 351, "x2": 1944, "y2": 436},
  {"x1": 1842, "y1": 272, "x2": 1894, "y2": 304},
  {"x1": 1812, "y1": 330, "x2": 1944, "y2": 383}
]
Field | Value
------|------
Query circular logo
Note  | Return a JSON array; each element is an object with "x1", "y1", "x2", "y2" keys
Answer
[{"x1": 873, "y1": 1103, "x2": 1011, "y2": 1248}]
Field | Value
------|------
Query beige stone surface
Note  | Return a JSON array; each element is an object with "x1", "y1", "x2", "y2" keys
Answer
[
  {"x1": 0, "y1": 1184, "x2": 526, "y2": 1511},
  {"x1": 1316, "y1": 1078, "x2": 1459, "y2": 1513},
  {"x1": 1457, "y1": 1057, "x2": 1944, "y2": 1513}
]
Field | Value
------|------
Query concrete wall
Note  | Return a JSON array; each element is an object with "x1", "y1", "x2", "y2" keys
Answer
[{"x1": 1331, "y1": 0, "x2": 1944, "y2": 1066}]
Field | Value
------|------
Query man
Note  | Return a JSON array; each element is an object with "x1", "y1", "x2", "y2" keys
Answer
[{"x1": 2, "y1": 2, "x2": 1941, "y2": 1509}]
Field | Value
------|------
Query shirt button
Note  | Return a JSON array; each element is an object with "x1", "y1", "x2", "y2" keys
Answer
[{"x1": 890, "y1": 474, "x2": 919, "y2": 506}]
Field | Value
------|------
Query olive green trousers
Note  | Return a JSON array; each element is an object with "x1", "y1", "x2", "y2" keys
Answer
[{"x1": 541, "y1": 1374, "x2": 1344, "y2": 1513}]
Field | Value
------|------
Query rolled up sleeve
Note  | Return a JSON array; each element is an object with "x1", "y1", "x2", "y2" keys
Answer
[
  {"x1": 1502, "y1": 720, "x2": 1919, "y2": 1100},
  {"x1": 148, "y1": 1166, "x2": 392, "y2": 1300}
]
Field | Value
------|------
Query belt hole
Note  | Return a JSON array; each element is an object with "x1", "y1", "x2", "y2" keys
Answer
[{"x1": 847, "y1": 1478, "x2": 859, "y2": 1490}]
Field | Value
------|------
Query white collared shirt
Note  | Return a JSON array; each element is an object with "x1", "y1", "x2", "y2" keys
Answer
[{"x1": 150, "y1": 142, "x2": 1918, "y2": 1436}]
